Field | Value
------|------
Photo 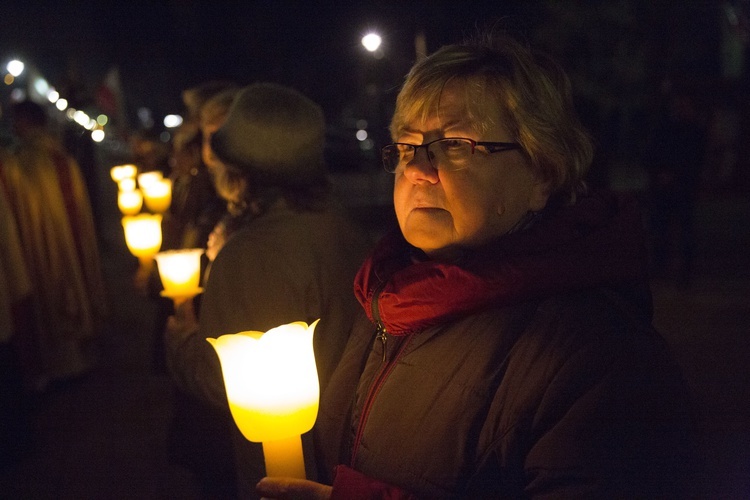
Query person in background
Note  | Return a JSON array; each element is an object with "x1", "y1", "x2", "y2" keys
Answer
[
  {"x1": 0, "y1": 152, "x2": 34, "y2": 471},
  {"x1": 196, "y1": 87, "x2": 241, "y2": 280},
  {"x1": 182, "y1": 80, "x2": 239, "y2": 128},
  {"x1": 257, "y1": 34, "x2": 697, "y2": 499},
  {"x1": 162, "y1": 121, "x2": 224, "y2": 252},
  {"x1": 1, "y1": 100, "x2": 106, "y2": 392},
  {"x1": 129, "y1": 128, "x2": 171, "y2": 177},
  {"x1": 160, "y1": 86, "x2": 238, "y2": 500},
  {"x1": 165, "y1": 83, "x2": 372, "y2": 498}
]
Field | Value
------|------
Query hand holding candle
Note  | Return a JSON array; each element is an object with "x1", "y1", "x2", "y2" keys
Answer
[{"x1": 208, "y1": 320, "x2": 320, "y2": 479}]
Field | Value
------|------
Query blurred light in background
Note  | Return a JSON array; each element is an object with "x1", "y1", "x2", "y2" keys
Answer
[
  {"x1": 163, "y1": 114, "x2": 183, "y2": 128},
  {"x1": 361, "y1": 33, "x2": 382, "y2": 52},
  {"x1": 6, "y1": 59, "x2": 24, "y2": 77}
]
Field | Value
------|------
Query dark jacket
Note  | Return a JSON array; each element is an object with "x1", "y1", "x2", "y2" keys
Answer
[
  {"x1": 167, "y1": 196, "x2": 372, "y2": 498},
  {"x1": 315, "y1": 191, "x2": 697, "y2": 498}
]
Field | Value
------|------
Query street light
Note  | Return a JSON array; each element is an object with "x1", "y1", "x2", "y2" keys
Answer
[
  {"x1": 6, "y1": 59, "x2": 24, "y2": 77},
  {"x1": 361, "y1": 33, "x2": 382, "y2": 53}
]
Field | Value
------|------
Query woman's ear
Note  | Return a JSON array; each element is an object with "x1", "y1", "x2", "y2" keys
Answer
[{"x1": 529, "y1": 177, "x2": 552, "y2": 212}]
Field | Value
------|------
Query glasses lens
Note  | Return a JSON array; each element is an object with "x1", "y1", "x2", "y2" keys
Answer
[
  {"x1": 429, "y1": 138, "x2": 473, "y2": 171},
  {"x1": 382, "y1": 144, "x2": 412, "y2": 173}
]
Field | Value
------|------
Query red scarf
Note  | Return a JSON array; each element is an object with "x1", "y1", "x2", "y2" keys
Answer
[{"x1": 354, "y1": 191, "x2": 649, "y2": 335}]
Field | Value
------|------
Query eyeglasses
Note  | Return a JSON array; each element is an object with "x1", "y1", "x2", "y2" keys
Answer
[{"x1": 381, "y1": 137, "x2": 522, "y2": 173}]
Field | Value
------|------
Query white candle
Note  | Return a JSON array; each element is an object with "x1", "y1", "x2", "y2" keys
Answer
[
  {"x1": 154, "y1": 248, "x2": 204, "y2": 299},
  {"x1": 118, "y1": 178, "x2": 137, "y2": 192},
  {"x1": 110, "y1": 164, "x2": 137, "y2": 183},
  {"x1": 122, "y1": 214, "x2": 162, "y2": 262},
  {"x1": 208, "y1": 320, "x2": 320, "y2": 478},
  {"x1": 142, "y1": 178, "x2": 172, "y2": 213},
  {"x1": 118, "y1": 189, "x2": 143, "y2": 215},
  {"x1": 137, "y1": 171, "x2": 163, "y2": 190}
]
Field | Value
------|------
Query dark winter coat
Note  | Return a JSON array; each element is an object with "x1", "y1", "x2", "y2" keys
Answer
[
  {"x1": 167, "y1": 196, "x2": 372, "y2": 499},
  {"x1": 315, "y1": 191, "x2": 697, "y2": 498}
]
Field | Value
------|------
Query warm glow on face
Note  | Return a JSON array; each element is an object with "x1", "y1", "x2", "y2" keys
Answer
[
  {"x1": 122, "y1": 214, "x2": 162, "y2": 258},
  {"x1": 208, "y1": 320, "x2": 320, "y2": 443}
]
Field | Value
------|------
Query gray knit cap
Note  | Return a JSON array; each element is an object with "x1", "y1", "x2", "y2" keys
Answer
[{"x1": 210, "y1": 82, "x2": 326, "y2": 186}]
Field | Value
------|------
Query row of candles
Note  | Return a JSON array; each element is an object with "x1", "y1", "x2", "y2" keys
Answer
[
  {"x1": 110, "y1": 164, "x2": 204, "y2": 301},
  {"x1": 109, "y1": 164, "x2": 318, "y2": 479}
]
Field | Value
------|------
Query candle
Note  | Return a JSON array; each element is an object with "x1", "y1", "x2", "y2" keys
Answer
[
  {"x1": 154, "y1": 248, "x2": 204, "y2": 300},
  {"x1": 142, "y1": 178, "x2": 172, "y2": 213},
  {"x1": 208, "y1": 320, "x2": 320, "y2": 478},
  {"x1": 118, "y1": 178, "x2": 137, "y2": 192},
  {"x1": 110, "y1": 164, "x2": 137, "y2": 183},
  {"x1": 122, "y1": 214, "x2": 162, "y2": 262},
  {"x1": 118, "y1": 189, "x2": 143, "y2": 215},
  {"x1": 137, "y1": 171, "x2": 163, "y2": 190}
]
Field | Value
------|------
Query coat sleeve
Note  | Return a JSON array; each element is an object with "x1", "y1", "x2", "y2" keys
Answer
[{"x1": 164, "y1": 320, "x2": 228, "y2": 410}]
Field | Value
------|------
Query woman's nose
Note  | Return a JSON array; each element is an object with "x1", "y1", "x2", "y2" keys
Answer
[{"x1": 403, "y1": 146, "x2": 439, "y2": 184}]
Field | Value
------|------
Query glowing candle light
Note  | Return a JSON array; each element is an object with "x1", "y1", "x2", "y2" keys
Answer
[
  {"x1": 110, "y1": 164, "x2": 137, "y2": 183},
  {"x1": 122, "y1": 214, "x2": 162, "y2": 263},
  {"x1": 142, "y1": 177, "x2": 172, "y2": 213},
  {"x1": 154, "y1": 248, "x2": 204, "y2": 302},
  {"x1": 137, "y1": 171, "x2": 163, "y2": 190},
  {"x1": 118, "y1": 189, "x2": 143, "y2": 215},
  {"x1": 208, "y1": 320, "x2": 320, "y2": 479},
  {"x1": 118, "y1": 178, "x2": 137, "y2": 192}
]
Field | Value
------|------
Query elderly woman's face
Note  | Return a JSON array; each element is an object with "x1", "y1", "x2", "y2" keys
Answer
[{"x1": 393, "y1": 84, "x2": 550, "y2": 260}]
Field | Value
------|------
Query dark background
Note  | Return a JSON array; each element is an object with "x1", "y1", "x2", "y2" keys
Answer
[
  {"x1": 2, "y1": 0, "x2": 748, "y2": 188},
  {"x1": 1, "y1": 1, "x2": 749, "y2": 498}
]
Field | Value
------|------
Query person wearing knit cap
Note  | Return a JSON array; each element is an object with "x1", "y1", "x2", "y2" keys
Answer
[{"x1": 164, "y1": 82, "x2": 372, "y2": 499}]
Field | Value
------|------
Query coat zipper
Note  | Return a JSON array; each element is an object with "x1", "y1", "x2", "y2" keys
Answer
[
  {"x1": 370, "y1": 283, "x2": 388, "y2": 363},
  {"x1": 350, "y1": 330, "x2": 412, "y2": 466}
]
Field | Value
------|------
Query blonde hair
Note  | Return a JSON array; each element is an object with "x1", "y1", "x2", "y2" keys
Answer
[
  {"x1": 391, "y1": 35, "x2": 593, "y2": 204},
  {"x1": 199, "y1": 87, "x2": 241, "y2": 131}
]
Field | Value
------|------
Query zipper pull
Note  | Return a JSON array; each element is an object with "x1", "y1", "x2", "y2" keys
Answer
[{"x1": 375, "y1": 323, "x2": 387, "y2": 363}]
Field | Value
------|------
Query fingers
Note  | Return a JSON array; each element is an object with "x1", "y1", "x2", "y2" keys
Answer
[{"x1": 256, "y1": 477, "x2": 332, "y2": 500}]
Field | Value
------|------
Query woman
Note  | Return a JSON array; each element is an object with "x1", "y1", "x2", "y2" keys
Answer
[
  {"x1": 165, "y1": 82, "x2": 372, "y2": 499},
  {"x1": 258, "y1": 35, "x2": 696, "y2": 498}
]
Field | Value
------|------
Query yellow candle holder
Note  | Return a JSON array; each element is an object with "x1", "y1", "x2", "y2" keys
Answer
[
  {"x1": 118, "y1": 177, "x2": 137, "y2": 192},
  {"x1": 142, "y1": 177, "x2": 172, "y2": 213},
  {"x1": 118, "y1": 189, "x2": 143, "y2": 215},
  {"x1": 154, "y1": 248, "x2": 204, "y2": 303},
  {"x1": 110, "y1": 164, "x2": 137, "y2": 183},
  {"x1": 122, "y1": 213, "x2": 162, "y2": 264},
  {"x1": 208, "y1": 320, "x2": 320, "y2": 479},
  {"x1": 137, "y1": 171, "x2": 163, "y2": 190}
]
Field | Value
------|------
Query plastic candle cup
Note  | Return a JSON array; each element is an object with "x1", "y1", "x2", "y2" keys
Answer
[
  {"x1": 208, "y1": 320, "x2": 320, "y2": 479},
  {"x1": 118, "y1": 177, "x2": 137, "y2": 192},
  {"x1": 142, "y1": 177, "x2": 172, "y2": 213},
  {"x1": 110, "y1": 164, "x2": 137, "y2": 183},
  {"x1": 154, "y1": 248, "x2": 204, "y2": 303},
  {"x1": 118, "y1": 189, "x2": 143, "y2": 215},
  {"x1": 122, "y1": 214, "x2": 162, "y2": 264}
]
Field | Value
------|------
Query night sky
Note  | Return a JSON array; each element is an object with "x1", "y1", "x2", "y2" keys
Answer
[
  {"x1": 1, "y1": 0, "x2": 741, "y2": 182},
  {"x1": 0, "y1": 1, "x2": 544, "y2": 126}
]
